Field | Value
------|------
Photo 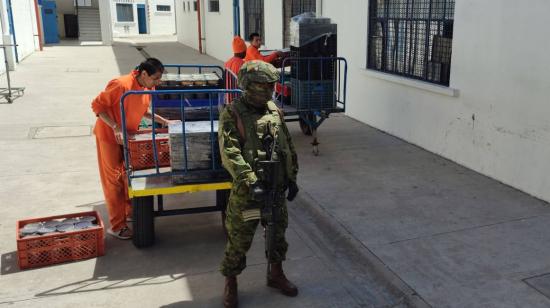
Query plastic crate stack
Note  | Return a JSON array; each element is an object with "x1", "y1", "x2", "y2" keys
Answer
[{"x1": 289, "y1": 13, "x2": 337, "y2": 110}]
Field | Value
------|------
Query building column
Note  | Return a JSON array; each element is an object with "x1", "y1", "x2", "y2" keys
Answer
[{"x1": 98, "y1": 0, "x2": 113, "y2": 45}]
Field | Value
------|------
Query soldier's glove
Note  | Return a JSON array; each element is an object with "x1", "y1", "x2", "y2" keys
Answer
[
  {"x1": 249, "y1": 181, "x2": 267, "y2": 201},
  {"x1": 287, "y1": 181, "x2": 299, "y2": 201}
]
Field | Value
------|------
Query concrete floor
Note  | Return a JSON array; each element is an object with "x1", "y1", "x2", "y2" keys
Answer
[{"x1": 1, "y1": 40, "x2": 550, "y2": 308}]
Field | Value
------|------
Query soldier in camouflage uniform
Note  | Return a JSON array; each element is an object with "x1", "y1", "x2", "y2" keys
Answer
[{"x1": 219, "y1": 60, "x2": 300, "y2": 308}]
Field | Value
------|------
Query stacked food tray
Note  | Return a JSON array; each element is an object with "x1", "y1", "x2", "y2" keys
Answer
[
  {"x1": 168, "y1": 120, "x2": 227, "y2": 184},
  {"x1": 155, "y1": 73, "x2": 223, "y2": 121}
]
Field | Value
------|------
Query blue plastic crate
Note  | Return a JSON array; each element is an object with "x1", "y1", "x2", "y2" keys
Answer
[{"x1": 290, "y1": 78, "x2": 336, "y2": 110}]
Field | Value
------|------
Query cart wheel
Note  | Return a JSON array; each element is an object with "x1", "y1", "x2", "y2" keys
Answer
[
  {"x1": 132, "y1": 196, "x2": 155, "y2": 248},
  {"x1": 216, "y1": 189, "x2": 230, "y2": 236}
]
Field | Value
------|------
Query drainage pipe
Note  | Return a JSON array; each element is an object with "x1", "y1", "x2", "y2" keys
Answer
[{"x1": 196, "y1": 0, "x2": 203, "y2": 53}]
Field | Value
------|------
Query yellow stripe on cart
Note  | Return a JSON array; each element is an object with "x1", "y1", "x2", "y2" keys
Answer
[{"x1": 129, "y1": 181, "x2": 232, "y2": 198}]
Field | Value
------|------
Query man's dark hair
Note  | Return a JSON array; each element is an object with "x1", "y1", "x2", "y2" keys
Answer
[
  {"x1": 249, "y1": 32, "x2": 260, "y2": 42},
  {"x1": 137, "y1": 58, "x2": 164, "y2": 75}
]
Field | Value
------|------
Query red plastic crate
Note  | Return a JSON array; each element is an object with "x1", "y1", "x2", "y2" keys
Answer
[
  {"x1": 128, "y1": 128, "x2": 170, "y2": 170},
  {"x1": 16, "y1": 211, "x2": 105, "y2": 270},
  {"x1": 276, "y1": 82, "x2": 291, "y2": 97}
]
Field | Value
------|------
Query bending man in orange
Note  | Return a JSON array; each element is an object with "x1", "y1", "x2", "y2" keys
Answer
[
  {"x1": 244, "y1": 32, "x2": 283, "y2": 64},
  {"x1": 91, "y1": 58, "x2": 171, "y2": 240}
]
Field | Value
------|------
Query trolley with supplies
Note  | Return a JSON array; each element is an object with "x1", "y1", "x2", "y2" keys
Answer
[
  {"x1": 226, "y1": 56, "x2": 348, "y2": 155},
  {"x1": 120, "y1": 64, "x2": 239, "y2": 248}
]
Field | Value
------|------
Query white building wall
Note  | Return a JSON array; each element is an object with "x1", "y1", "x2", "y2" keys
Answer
[
  {"x1": 262, "y1": 0, "x2": 282, "y2": 50},
  {"x1": 111, "y1": 0, "x2": 176, "y2": 37},
  {"x1": 320, "y1": 0, "x2": 550, "y2": 202},
  {"x1": 176, "y1": 0, "x2": 199, "y2": 50},
  {"x1": 148, "y1": 0, "x2": 176, "y2": 35},
  {"x1": 176, "y1": 0, "x2": 282, "y2": 61},
  {"x1": 111, "y1": 0, "x2": 144, "y2": 37},
  {"x1": 11, "y1": 0, "x2": 40, "y2": 60},
  {"x1": 201, "y1": 0, "x2": 232, "y2": 60}
]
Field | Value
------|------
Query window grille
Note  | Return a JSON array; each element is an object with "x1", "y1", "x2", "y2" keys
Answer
[
  {"x1": 367, "y1": 0, "x2": 455, "y2": 86},
  {"x1": 244, "y1": 0, "x2": 264, "y2": 41},
  {"x1": 283, "y1": 0, "x2": 316, "y2": 47},
  {"x1": 209, "y1": 0, "x2": 220, "y2": 12}
]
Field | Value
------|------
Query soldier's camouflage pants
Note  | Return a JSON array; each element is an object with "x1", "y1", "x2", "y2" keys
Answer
[{"x1": 220, "y1": 189, "x2": 288, "y2": 277}]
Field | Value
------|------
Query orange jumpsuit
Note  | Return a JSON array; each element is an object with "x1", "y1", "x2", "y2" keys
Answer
[
  {"x1": 244, "y1": 45, "x2": 279, "y2": 63},
  {"x1": 224, "y1": 57, "x2": 244, "y2": 103},
  {"x1": 225, "y1": 56, "x2": 244, "y2": 74},
  {"x1": 91, "y1": 71, "x2": 151, "y2": 231}
]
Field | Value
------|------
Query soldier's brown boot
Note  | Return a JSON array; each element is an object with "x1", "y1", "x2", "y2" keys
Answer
[
  {"x1": 223, "y1": 276, "x2": 238, "y2": 308},
  {"x1": 267, "y1": 262, "x2": 298, "y2": 297}
]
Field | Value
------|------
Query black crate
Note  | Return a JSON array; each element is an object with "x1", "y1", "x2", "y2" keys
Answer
[{"x1": 290, "y1": 34, "x2": 337, "y2": 80}]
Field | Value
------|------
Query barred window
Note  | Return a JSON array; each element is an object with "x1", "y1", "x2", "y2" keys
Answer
[
  {"x1": 367, "y1": 0, "x2": 455, "y2": 86},
  {"x1": 283, "y1": 0, "x2": 316, "y2": 47},
  {"x1": 209, "y1": 0, "x2": 220, "y2": 12},
  {"x1": 193, "y1": 1, "x2": 197, "y2": 11},
  {"x1": 244, "y1": 0, "x2": 264, "y2": 42}
]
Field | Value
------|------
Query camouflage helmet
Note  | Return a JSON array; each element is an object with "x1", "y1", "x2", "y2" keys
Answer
[{"x1": 238, "y1": 60, "x2": 280, "y2": 89}]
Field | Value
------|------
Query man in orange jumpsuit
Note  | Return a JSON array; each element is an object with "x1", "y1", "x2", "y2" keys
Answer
[
  {"x1": 225, "y1": 36, "x2": 247, "y2": 74},
  {"x1": 244, "y1": 32, "x2": 283, "y2": 64},
  {"x1": 91, "y1": 58, "x2": 172, "y2": 240},
  {"x1": 225, "y1": 36, "x2": 247, "y2": 103}
]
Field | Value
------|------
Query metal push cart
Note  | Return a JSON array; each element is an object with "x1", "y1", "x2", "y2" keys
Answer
[
  {"x1": 120, "y1": 64, "x2": 240, "y2": 248},
  {"x1": 225, "y1": 56, "x2": 347, "y2": 156}
]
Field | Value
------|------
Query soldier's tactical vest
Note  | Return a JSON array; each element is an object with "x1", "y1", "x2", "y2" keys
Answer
[{"x1": 229, "y1": 98, "x2": 294, "y2": 188}]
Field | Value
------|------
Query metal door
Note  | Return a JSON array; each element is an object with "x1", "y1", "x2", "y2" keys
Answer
[
  {"x1": 137, "y1": 4, "x2": 147, "y2": 34},
  {"x1": 41, "y1": 0, "x2": 59, "y2": 44}
]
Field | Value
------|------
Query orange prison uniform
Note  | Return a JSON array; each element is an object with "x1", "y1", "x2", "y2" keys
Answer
[
  {"x1": 244, "y1": 45, "x2": 279, "y2": 63},
  {"x1": 224, "y1": 57, "x2": 244, "y2": 103},
  {"x1": 91, "y1": 71, "x2": 151, "y2": 231},
  {"x1": 225, "y1": 56, "x2": 244, "y2": 75}
]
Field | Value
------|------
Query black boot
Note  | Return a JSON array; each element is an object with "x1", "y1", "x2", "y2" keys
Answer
[
  {"x1": 223, "y1": 276, "x2": 238, "y2": 308},
  {"x1": 267, "y1": 262, "x2": 298, "y2": 297}
]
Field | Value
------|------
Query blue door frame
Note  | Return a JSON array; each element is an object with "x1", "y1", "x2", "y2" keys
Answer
[
  {"x1": 41, "y1": 0, "x2": 60, "y2": 44},
  {"x1": 137, "y1": 4, "x2": 147, "y2": 34}
]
